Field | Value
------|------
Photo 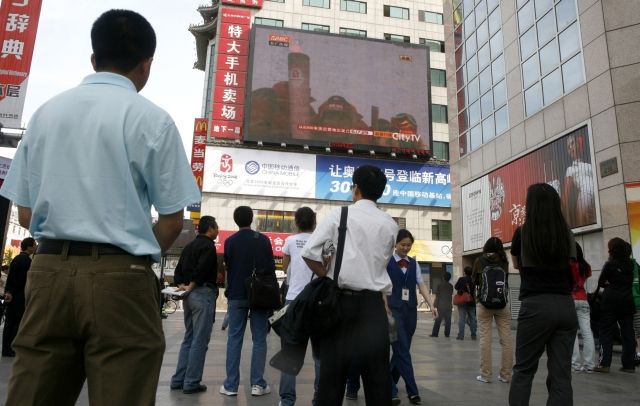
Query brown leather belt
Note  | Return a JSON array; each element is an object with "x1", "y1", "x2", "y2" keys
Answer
[{"x1": 36, "y1": 239, "x2": 131, "y2": 256}]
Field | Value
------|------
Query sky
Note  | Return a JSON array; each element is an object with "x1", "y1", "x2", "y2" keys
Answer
[{"x1": 0, "y1": 0, "x2": 207, "y2": 159}]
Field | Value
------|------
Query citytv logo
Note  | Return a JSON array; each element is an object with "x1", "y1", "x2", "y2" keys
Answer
[
  {"x1": 245, "y1": 160, "x2": 260, "y2": 175},
  {"x1": 220, "y1": 154, "x2": 233, "y2": 173}
]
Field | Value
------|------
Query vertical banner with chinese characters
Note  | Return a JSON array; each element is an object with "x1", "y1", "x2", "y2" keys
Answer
[
  {"x1": 187, "y1": 118, "x2": 207, "y2": 212},
  {"x1": 0, "y1": 0, "x2": 42, "y2": 128},
  {"x1": 210, "y1": 8, "x2": 251, "y2": 140}
]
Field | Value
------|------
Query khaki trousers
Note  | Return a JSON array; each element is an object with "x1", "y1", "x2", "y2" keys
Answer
[
  {"x1": 5, "y1": 253, "x2": 165, "y2": 406},
  {"x1": 477, "y1": 303, "x2": 513, "y2": 381}
]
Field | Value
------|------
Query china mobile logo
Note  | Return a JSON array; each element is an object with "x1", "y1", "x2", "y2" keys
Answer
[{"x1": 220, "y1": 154, "x2": 233, "y2": 173}]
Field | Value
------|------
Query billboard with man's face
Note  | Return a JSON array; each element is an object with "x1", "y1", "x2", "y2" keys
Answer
[{"x1": 244, "y1": 26, "x2": 432, "y2": 153}]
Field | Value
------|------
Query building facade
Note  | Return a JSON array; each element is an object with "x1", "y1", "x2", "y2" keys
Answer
[
  {"x1": 444, "y1": 0, "x2": 640, "y2": 274},
  {"x1": 189, "y1": 0, "x2": 454, "y2": 284}
]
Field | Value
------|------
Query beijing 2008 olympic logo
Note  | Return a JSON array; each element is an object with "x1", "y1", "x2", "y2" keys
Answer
[{"x1": 245, "y1": 161, "x2": 260, "y2": 175}]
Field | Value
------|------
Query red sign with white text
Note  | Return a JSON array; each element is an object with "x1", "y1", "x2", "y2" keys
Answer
[
  {"x1": 221, "y1": 0, "x2": 263, "y2": 9},
  {"x1": 215, "y1": 230, "x2": 291, "y2": 255},
  {"x1": 214, "y1": 86, "x2": 246, "y2": 105},
  {"x1": 218, "y1": 37, "x2": 249, "y2": 56},
  {"x1": 0, "y1": 0, "x2": 43, "y2": 128},
  {"x1": 216, "y1": 54, "x2": 248, "y2": 72},
  {"x1": 188, "y1": 118, "x2": 207, "y2": 211},
  {"x1": 215, "y1": 69, "x2": 247, "y2": 88},
  {"x1": 220, "y1": 22, "x2": 251, "y2": 41},
  {"x1": 220, "y1": 8, "x2": 252, "y2": 24}
]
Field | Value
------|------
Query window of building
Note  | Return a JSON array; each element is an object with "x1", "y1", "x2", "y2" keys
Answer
[
  {"x1": 384, "y1": 5, "x2": 410, "y2": 20},
  {"x1": 384, "y1": 33, "x2": 410, "y2": 43},
  {"x1": 339, "y1": 27, "x2": 367, "y2": 38},
  {"x1": 340, "y1": 0, "x2": 366, "y2": 13},
  {"x1": 432, "y1": 104, "x2": 448, "y2": 124},
  {"x1": 432, "y1": 219, "x2": 452, "y2": 241},
  {"x1": 431, "y1": 69, "x2": 447, "y2": 87},
  {"x1": 254, "y1": 17, "x2": 284, "y2": 27},
  {"x1": 432, "y1": 141, "x2": 450, "y2": 161},
  {"x1": 419, "y1": 10, "x2": 444, "y2": 24},
  {"x1": 302, "y1": 22, "x2": 330, "y2": 32},
  {"x1": 256, "y1": 210, "x2": 297, "y2": 233},
  {"x1": 303, "y1": 0, "x2": 330, "y2": 8},
  {"x1": 420, "y1": 38, "x2": 445, "y2": 52},
  {"x1": 392, "y1": 217, "x2": 407, "y2": 229},
  {"x1": 453, "y1": 0, "x2": 508, "y2": 156},
  {"x1": 517, "y1": 0, "x2": 584, "y2": 117}
]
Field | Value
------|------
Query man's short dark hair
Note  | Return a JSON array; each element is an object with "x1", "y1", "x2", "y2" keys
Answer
[
  {"x1": 91, "y1": 9, "x2": 156, "y2": 73},
  {"x1": 233, "y1": 206, "x2": 253, "y2": 228},
  {"x1": 352, "y1": 165, "x2": 387, "y2": 201},
  {"x1": 20, "y1": 237, "x2": 35, "y2": 251},
  {"x1": 198, "y1": 216, "x2": 217, "y2": 234},
  {"x1": 443, "y1": 272, "x2": 451, "y2": 282}
]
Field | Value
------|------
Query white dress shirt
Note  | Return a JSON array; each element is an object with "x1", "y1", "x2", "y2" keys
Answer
[
  {"x1": 301, "y1": 199, "x2": 398, "y2": 293},
  {"x1": 392, "y1": 252, "x2": 424, "y2": 284}
]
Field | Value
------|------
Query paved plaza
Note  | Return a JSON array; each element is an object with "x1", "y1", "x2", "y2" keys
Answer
[{"x1": 1, "y1": 310, "x2": 639, "y2": 405}]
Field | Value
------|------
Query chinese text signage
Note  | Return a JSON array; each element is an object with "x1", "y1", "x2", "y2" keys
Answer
[
  {"x1": 221, "y1": 0, "x2": 263, "y2": 9},
  {"x1": 215, "y1": 230, "x2": 289, "y2": 255},
  {"x1": 188, "y1": 118, "x2": 207, "y2": 212},
  {"x1": 0, "y1": 0, "x2": 42, "y2": 128}
]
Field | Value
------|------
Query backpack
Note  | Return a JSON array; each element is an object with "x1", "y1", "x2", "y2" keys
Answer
[{"x1": 479, "y1": 260, "x2": 508, "y2": 309}]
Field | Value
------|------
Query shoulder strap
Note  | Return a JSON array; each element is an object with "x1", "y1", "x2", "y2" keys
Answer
[
  {"x1": 333, "y1": 206, "x2": 348, "y2": 283},
  {"x1": 250, "y1": 231, "x2": 259, "y2": 273}
]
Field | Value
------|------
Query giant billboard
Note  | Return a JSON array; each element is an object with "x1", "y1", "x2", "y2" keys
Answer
[
  {"x1": 462, "y1": 125, "x2": 599, "y2": 251},
  {"x1": 244, "y1": 26, "x2": 431, "y2": 154},
  {"x1": 202, "y1": 146, "x2": 450, "y2": 207}
]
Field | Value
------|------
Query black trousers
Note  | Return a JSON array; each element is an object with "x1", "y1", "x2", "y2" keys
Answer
[
  {"x1": 317, "y1": 290, "x2": 391, "y2": 406},
  {"x1": 432, "y1": 307, "x2": 452, "y2": 337},
  {"x1": 509, "y1": 294, "x2": 577, "y2": 406},
  {"x1": 2, "y1": 297, "x2": 25, "y2": 356},
  {"x1": 598, "y1": 306, "x2": 635, "y2": 369}
]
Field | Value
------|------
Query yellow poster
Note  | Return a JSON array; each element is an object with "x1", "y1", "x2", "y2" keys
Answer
[{"x1": 625, "y1": 182, "x2": 640, "y2": 259}]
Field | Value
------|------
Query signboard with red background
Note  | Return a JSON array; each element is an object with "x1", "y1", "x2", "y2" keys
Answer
[
  {"x1": 210, "y1": 8, "x2": 252, "y2": 140},
  {"x1": 221, "y1": 0, "x2": 264, "y2": 8},
  {"x1": 187, "y1": 118, "x2": 207, "y2": 212},
  {"x1": 0, "y1": 0, "x2": 42, "y2": 128},
  {"x1": 215, "y1": 230, "x2": 290, "y2": 256}
]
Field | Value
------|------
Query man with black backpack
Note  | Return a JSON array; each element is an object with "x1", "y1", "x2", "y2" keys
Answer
[{"x1": 471, "y1": 237, "x2": 512, "y2": 384}]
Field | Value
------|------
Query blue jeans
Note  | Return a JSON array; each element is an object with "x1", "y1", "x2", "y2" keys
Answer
[
  {"x1": 457, "y1": 304, "x2": 477, "y2": 339},
  {"x1": 223, "y1": 300, "x2": 269, "y2": 391},
  {"x1": 170, "y1": 286, "x2": 216, "y2": 391},
  {"x1": 279, "y1": 299, "x2": 320, "y2": 406}
]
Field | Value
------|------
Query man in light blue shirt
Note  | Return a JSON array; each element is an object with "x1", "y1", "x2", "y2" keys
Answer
[{"x1": 0, "y1": 10, "x2": 201, "y2": 406}]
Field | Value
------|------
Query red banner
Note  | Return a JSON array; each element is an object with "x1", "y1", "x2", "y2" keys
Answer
[
  {"x1": 210, "y1": 120, "x2": 243, "y2": 139},
  {"x1": 221, "y1": 0, "x2": 263, "y2": 9},
  {"x1": 0, "y1": 0, "x2": 43, "y2": 128},
  {"x1": 220, "y1": 22, "x2": 251, "y2": 41},
  {"x1": 220, "y1": 8, "x2": 252, "y2": 24},
  {"x1": 215, "y1": 230, "x2": 291, "y2": 255},
  {"x1": 189, "y1": 118, "x2": 207, "y2": 209},
  {"x1": 215, "y1": 69, "x2": 247, "y2": 88}
]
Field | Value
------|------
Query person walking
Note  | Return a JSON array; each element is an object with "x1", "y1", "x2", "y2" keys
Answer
[
  {"x1": 0, "y1": 9, "x2": 201, "y2": 406},
  {"x1": 472, "y1": 237, "x2": 512, "y2": 384},
  {"x1": 593, "y1": 238, "x2": 636, "y2": 373},
  {"x1": 1, "y1": 238, "x2": 36, "y2": 357},
  {"x1": 387, "y1": 229, "x2": 434, "y2": 405},
  {"x1": 220, "y1": 206, "x2": 276, "y2": 397},
  {"x1": 279, "y1": 207, "x2": 321, "y2": 406},
  {"x1": 301, "y1": 165, "x2": 398, "y2": 406},
  {"x1": 508, "y1": 183, "x2": 578, "y2": 406},
  {"x1": 455, "y1": 267, "x2": 477, "y2": 340},
  {"x1": 570, "y1": 243, "x2": 596, "y2": 373},
  {"x1": 170, "y1": 216, "x2": 220, "y2": 394},
  {"x1": 431, "y1": 272, "x2": 453, "y2": 338}
]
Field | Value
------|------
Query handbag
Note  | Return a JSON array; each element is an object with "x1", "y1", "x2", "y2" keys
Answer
[
  {"x1": 453, "y1": 291, "x2": 473, "y2": 306},
  {"x1": 245, "y1": 232, "x2": 281, "y2": 310}
]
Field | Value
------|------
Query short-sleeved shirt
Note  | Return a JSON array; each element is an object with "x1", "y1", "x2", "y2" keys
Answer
[
  {"x1": 392, "y1": 252, "x2": 424, "y2": 284},
  {"x1": 283, "y1": 232, "x2": 314, "y2": 301},
  {"x1": 0, "y1": 73, "x2": 201, "y2": 261}
]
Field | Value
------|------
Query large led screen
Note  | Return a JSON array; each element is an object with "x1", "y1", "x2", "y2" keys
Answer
[{"x1": 244, "y1": 26, "x2": 431, "y2": 152}]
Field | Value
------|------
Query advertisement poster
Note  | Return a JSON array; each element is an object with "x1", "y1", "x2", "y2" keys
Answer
[
  {"x1": 202, "y1": 147, "x2": 450, "y2": 207},
  {"x1": 0, "y1": 0, "x2": 42, "y2": 128},
  {"x1": 626, "y1": 182, "x2": 640, "y2": 260},
  {"x1": 461, "y1": 125, "x2": 599, "y2": 249},
  {"x1": 245, "y1": 26, "x2": 431, "y2": 152},
  {"x1": 461, "y1": 177, "x2": 491, "y2": 251},
  {"x1": 215, "y1": 230, "x2": 290, "y2": 255}
]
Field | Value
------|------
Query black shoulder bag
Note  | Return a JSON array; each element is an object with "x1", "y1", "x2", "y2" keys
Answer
[{"x1": 245, "y1": 232, "x2": 281, "y2": 310}]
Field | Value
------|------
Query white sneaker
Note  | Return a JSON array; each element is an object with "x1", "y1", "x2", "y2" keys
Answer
[
  {"x1": 251, "y1": 384, "x2": 271, "y2": 396},
  {"x1": 476, "y1": 375, "x2": 490, "y2": 383},
  {"x1": 497, "y1": 375, "x2": 510, "y2": 383},
  {"x1": 219, "y1": 385, "x2": 238, "y2": 396}
]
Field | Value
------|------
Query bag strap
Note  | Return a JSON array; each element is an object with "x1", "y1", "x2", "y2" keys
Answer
[
  {"x1": 250, "y1": 231, "x2": 259, "y2": 274},
  {"x1": 333, "y1": 206, "x2": 349, "y2": 283}
]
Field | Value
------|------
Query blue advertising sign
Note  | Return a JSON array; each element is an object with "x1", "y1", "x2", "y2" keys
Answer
[{"x1": 315, "y1": 156, "x2": 450, "y2": 207}]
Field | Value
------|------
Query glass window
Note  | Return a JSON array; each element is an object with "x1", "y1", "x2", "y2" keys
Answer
[
  {"x1": 475, "y1": 1, "x2": 487, "y2": 24},
  {"x1": 479, "y1": 66, "x2": 492, "y2": 94},
  {"x1": 487, "y1": 0, "x2": 500, "y2": 11},
  {"x1": 516, "y1": 0, "x2": 528, "y2": 8},
  {"x1": 303, "y1": 0, "x2": 330, "y2": 8},
  {"x1": 537, "y1": 10, "x2": 555, "y2": 46},
  {"x1": 468, "y1": 76, "x2": 480, "y2": 102},
  {"x1": 466, "y1": 32, "x2": 478, "y2": 56},
  {"x1": 432, "y1": 141, "x2": 450, "y2": 161},
  {"x1": 384, "y1": 5, "x2": 410, "y2": 20},
  {"x1": 384, "y1": 33, "x2": 410, "y2": 43},
  {"x1": 341, "y1": 0, "x2": 366, "y2": 13},
  {"x1": 493, "y1": 79, "x2": 507, "y2": 108},
  {"x1": 469, "y1": 100, "x2": 481, "y2": 126},
  {"x1": 482, "y1": 116, "x2": 496, "y2": 142},
  {"x1": 256, "y1": 210, "x2": 297, "y2": 233},
  {"x1": 495, "y1": 105, "x2": 509, "y2": 134},
  {"x1": 432, "y1": 104, "x2": 449, "y2": 123},
  {"x1": 522, "y1": 53, "x2": 540, "y2": 88},
  {"x1": 478, "y1": 43, "x2": 491, "y2": 69},
  {"x1": 477, "y1": 20, "x2": 489, "y2": 46},
  {"x1": 518, "y1": 0, "x2": 535, "y2": 32},
  {"x1": 542, "y1": 68, "x2": 563, "y2": 104},
  {"x1": 470, "y1": 124, "x2": 483, "y2": 150},
  {"x1": 432, "y1": 220, "x2": 452, "y2": 241},
  {"x1": 556, "y1": 0, "x2": 577, "y2": 31},
  {"x1": 420, "y1": 38, "x2": 445, "y2": 52},
  {"x1": 456, "y1": 67, "x2": 466, "y2": 89},
  {"x1": 534, "y1": 0, "x2": 553, "y2": 18},
  {"x1": 488, "y1": 9, "x2": 501, "y2": 35},
  {"x1": 467, "y1": 53, "x2": 479, "y2": 78},
  {"x1": 491, "y1": 54, "x2": 505, "y2": 82},
  {"x1": 520, "y1": 27, "x2": 537, "y2": 60},
  {"x1": 524, "y1": 82, "x2": 543, "y2": 115},
  {"x1": 340, "y1": 27, "x2": 367, "y2": 37},
  {"x1": 562, "y1": 52, "x2": 584, "y2": 93},
  {"x1": 431, "y1": 69, "x2": 447, "y2": 87},
  {"x1": 302, "y1": 22, "x2": 330, "y2": 32},
  {"x1": 455, "y1": 44, "x2": 465, "y2": 66},
  {"x1": 420, "y1": 10, "x2": 444, "y2": 24},
  {"x1": 464, "y1": 0, "x2": 474, "y2": 14},
  {"x1": 490, "y1": 30, "x2": 503, "y2": 58},
  {"x1": 458, "y1": 109, "x2": 468, "y2": 134},
  {"x1": 465, "y1": 11, "x2": 476, "y2": 35},
  {"x1": 254, "y1": 17, "x2": 284, "y2": 27},
  {"x1": 481, "y1": 91, "x2": 494, "y2": 118},
  {"x1": 539, "y1": 38, "x2": 559, "y2": 75},
  {"x1": 559, "y1": 22, "x2": 580, "y2": 61},
  {"x1": 454, "y1": 5, "x2": 464, "y2": 27}
]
